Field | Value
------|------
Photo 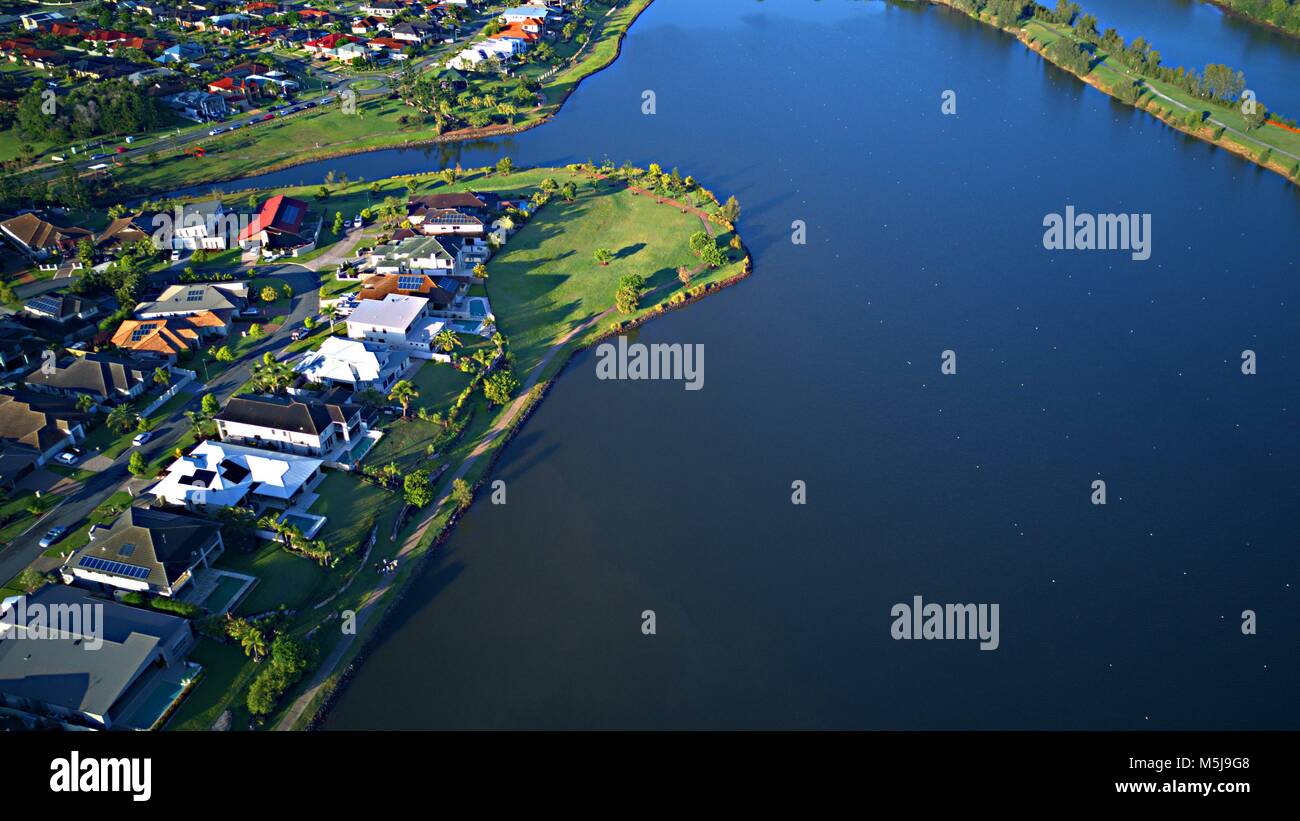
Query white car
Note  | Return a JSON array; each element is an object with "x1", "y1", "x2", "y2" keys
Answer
[
  {"x1": 208, "y1": 127, "x2": 225, "y2": 136},
  {"x1": 56, "y1": 448, "x2": 83, "y2": 465},
  {"x1": 132, "y1": 431, "x2": 153, "y2": 447}
]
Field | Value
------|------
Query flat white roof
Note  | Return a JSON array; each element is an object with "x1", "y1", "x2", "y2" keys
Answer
[{"x1": 346, "y1": 294, "x2": 428, "y2": 332}]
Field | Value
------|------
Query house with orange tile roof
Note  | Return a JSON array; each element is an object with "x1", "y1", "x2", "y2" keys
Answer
[{"x1": 111, "y1": 312, "x2": 227, "y2": 359}]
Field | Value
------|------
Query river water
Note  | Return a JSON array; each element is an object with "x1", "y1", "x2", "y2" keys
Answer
[{"x1": 287, "y1": 0, "x2": 1297, "y2": 729}]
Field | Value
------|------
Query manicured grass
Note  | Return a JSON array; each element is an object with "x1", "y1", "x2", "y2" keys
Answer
[
  {"x1": 486, "y1": 178, "x2": 745, "y2": 377},
  {"x1": 0, "y1": 490, "x2": 38, "y2": 547},
  {"x1": 165, "y1": 638, "x2": 256, "y2": 731},
  {"x1": 310, "y1": 471, "x2": 401, "y2": 558},
  {"x1": 216, "y1": 540, "x2": 330, "y2": 616}
]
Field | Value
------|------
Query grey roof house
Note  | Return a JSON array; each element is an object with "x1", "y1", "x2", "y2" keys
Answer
[
  {"x1": 0, "y1": 585, "x2": 195, "y2": 729},
  {"x1": 23, "y1": 352, "x2": 148, "y2": 405}
]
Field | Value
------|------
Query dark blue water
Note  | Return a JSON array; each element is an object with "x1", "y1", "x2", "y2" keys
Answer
[{"x1": 314, "y1": 0, "x2": 1298, "y2": 729}]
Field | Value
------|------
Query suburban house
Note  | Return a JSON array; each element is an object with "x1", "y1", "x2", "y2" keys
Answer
[
  {"x1": 500, "y1": 6, "x2": 553, "y2": 25},
  {"x1": 409, "y1": 207, "x2": 484, "y2": 236},
  {"x1": 164, "y1": 89, "x2": 230, "y2": 120},
  {"x1": 0, "y1": 213, "x2": 94, "y2": 260},
  {"x1": 370, "y1": 235, "x2": 455, "y2": 276},
  {"x1": 215, "y1": 393, "x2": 367, "y2": 457},
  {"x1": 0, "y1": 585, "x2": 195, "y2": 730},
  {"x1": 294, "y1": 336, "x2": 410, "y2": 394},
  {"x1": 94, "y1": 213, "x2": 155, "y2": 253},
  {"x1": 237, "y1": 195, "x2": 314, "y2": 258},
  {"x1": 62, "y1": 506, "x2": 223, "y2": 599},
  {"x1": 22, "y1": 294, "x2": 99, "y2": 325},
  {"x1": 156, "y1": 41, "x2": 205, "y2": 63},
  {"x1": 111, "y1": 312, "x2": 228, "y2": 358},
  {"x1": 23, "y1": 353, "x2": 148, "y2": 406},
  {"x1": 167, "y1": 199, "x2": 237, "y2": 250},
  {"x1": 346, "y1": 294, "x2": 445, "y2": 359},
  {"x1": 0, "y1": 323, "x2": 44, "y2": 378},
  {"x1": 359, "y1": 272, "x2": 463, "y2": 311},
  {"x1": 389, "y1": 21, "x2": 439, "y2": 44},
  {"x1": 370, "y1": 232, "x2": 487, "y2": 277},
  {"x1": 134, "y1": 282, "x2": 248, "y2": 328},
  {"x1": 150, "y1": 439, "x2": 325, "y2": 511},
  {"x1": 0, "y1": 390, "x2": 88, "y2": 487}
]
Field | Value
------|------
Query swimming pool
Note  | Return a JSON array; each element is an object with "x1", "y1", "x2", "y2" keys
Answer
[{"x1": 468, "y1": 297, "x2": 489, "y2": 318}]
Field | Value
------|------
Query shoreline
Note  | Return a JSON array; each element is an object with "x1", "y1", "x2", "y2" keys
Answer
[
  {"x1": 274, "y1": 172, "x2": 754, "y2": 732},
  {"x1": 925, "y1": 0, "x2": 1299, "y2": 184},
  {"x1": 1200, "y1": 0, "x2": 1300, "y2": 42},
  {"x1": 138, "y1": 0, "x2": 656, "y2": 199}
]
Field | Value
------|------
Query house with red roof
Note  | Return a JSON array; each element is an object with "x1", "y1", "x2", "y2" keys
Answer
[
  {"x1": 237, "y1": 195, "x2": 316, "y2": 258},
  {"x1": 304, "y1": 32, "x2": 357, "y2": 57}
]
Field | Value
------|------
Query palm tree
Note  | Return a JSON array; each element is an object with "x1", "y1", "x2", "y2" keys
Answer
[
  {"x1": 75, "y1": 394, "x2": 95, "y2": 414},
  {"x1": 388, "y1": 379, "x2": 419, "y2": 417},
  {"x1": 106, "y1": 404, "x2": 138, "y2": 434},
  {"x1": 241, "y1": 627, "x2": 268, "y2": 660},
  {"x1": 433, "y1": 329, "x2": 462, "y2": 354},
  {"x1": 153, "y1": 367, "x2": 170, "y2": 388},
  {"x1": 323, "y1": 303, "x2": 337, "y2": 331}
]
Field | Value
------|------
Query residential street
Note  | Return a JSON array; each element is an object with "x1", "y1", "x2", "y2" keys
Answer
[{"x1": 0, "y1": 264, "x2": 320, "y2": 586}]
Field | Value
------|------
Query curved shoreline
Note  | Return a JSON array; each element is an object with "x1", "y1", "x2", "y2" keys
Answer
[
  {"x1": 284, "y1": 174, "x2": 754, "y2": 731},
  {"x1": 926, "y1": 0, "x2": 1299, "y2": 184},
  {"x1": 1201, "y1": 0, "x2": 1300, "y2": 42},
  {"x1": 139, "y1": 0, "x2": 655, "y2": 199}
]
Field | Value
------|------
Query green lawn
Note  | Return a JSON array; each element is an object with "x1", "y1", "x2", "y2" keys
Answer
[
  {"x1": 486, "y1": 179, "x2": 745, "y2": 378},
  {"x1": 216, "y1": 540, "x2": 330, "y2": 616},
  {"x1": 0, "y1": 490, "x2": 39, "y2": 548},
  {"x1": 47, "y1": 491, "x2": 135, "y2": 560},
  {"x1": 310, "y1": 471, "x2": 401, "y2": 558},
  {"x1": 165, "y1": 639, "x2": 256, "y2": 731}
]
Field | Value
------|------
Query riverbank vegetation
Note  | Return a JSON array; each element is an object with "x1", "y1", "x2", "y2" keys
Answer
[
  {"x1": 1205, "y1": 0, "x2": 1300, "y2": 38},
  {"x1": 934, "y1": 0, "x2": 1300, "y2": 182},
  {"x1": 158, "y1": 162, "x2": 750, "y2": 730}
]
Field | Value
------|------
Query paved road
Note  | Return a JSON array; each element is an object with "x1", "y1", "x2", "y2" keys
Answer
[{"x1": 0, "y1": 264, "x2": 320, "y2": 586}]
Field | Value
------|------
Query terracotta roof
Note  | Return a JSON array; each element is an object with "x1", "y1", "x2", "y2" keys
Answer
[{"x1": 111, "y1": 313, "x2": 222, "y2": 355}]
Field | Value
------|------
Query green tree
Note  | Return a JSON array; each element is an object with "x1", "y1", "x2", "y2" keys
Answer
[
  {"x1": 593, "y1": 247, "x2": 613, "y2": 266},
  {"x1": 483, "y1": 369, "x2": 519, "y2": 406},
  {"x1": 404, "y1": 470, "x2": 433, "y2": 508},
  {"x1": 472, "y1": 263, "x2": 488, "y2": 279},
  {"x1": 434, "y1": 329, "x2": 462, "y2": 353},
  {"x1": 281, "y1": 283, "x2": 293, "y2": 300},
  {"x1": 248, "y1": 323, "x2": 266, "y2": 340},
  {"x1": 214, "y1": 346, "x2": 234, "y2": 363},
  {"x1": 75, "y1": 394, "x2": 96, "y2": 414},
  {"x1": 260, "y1": 285, "x2": 277, "y2": 303},
  {"x1": 106, "y1": 404, "x2": 138, "y2": 434},
  {"x1": 153, "y1": 366, "x2": 170, "y2": 387},
  {"x1": 127, "y1": 450, "x2": 147, "y2": 476},
  {"x1": 333, "y1": 211, "x2": 345, "y2": 234},
  {"x1": 450, "y1": 477, "x2": 473, "y2": 511},
  {"x1": 496, "y1": 156, "x2": 514, "y2": 175},
  {"x1": 201, "y1": 393, "x2": 221, "y2": 418}
]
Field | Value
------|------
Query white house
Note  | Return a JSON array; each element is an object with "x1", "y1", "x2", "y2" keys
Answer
[
  {"x1": 150, "y1": 439, "x2": 324, "y2": 512},
  {"x1": 346, "y1": 294, "x2": 444, "y2": 359},
  {"x1": 215, "y1": 393, "x2": 367, "y2": 457},
  {"x1": 294, "y1": 336, "x2": 410, "y2": 393}
]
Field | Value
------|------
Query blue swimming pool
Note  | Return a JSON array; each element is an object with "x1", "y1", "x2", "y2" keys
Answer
[{"x1": 468, "y1": 298, "x2": 488, "y2": 318}]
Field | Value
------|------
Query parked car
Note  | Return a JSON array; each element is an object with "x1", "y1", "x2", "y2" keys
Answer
[
  {"x1": 240, "y1": 307, "x2": 261, "y2": 317},
  {"x1": 208, "y1": 127, "x2": 225, "y2": 136},
  {"x1": 56, "y1": 447, "x2": 84, "y2": 465},
  {"x1": 170, "y1": 250, "x2": 182, "y2": 261},
  {"x1": 261, "y1": 113, "x2": 275, "y2": 121},
  {"x1": 352, "y1": 215, "x2": 363, "y2": 228},
  {"x1": 115, "y1": 146, "x2": 126, "y2": 153},
  {"x1": 38, "y1": 526, "x2": 67, "y2": 549},
  {"x1": 290, "y1": 328, "x2": 306, "y2": 341},
  {"x1": 89, "y1": 153, "x2": 108, "y2": 161},
  {"x1": 132, "y1": 431, "x2": 152, "y2": 447}
]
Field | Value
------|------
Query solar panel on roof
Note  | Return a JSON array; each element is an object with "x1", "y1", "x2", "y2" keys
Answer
[
  {"x1": 186, "y1": 289, "x2": 205, "y2": 302},
  {"x1": 398, "y1": 275, "x2": 424, "y2": 291},
  {"x1": 28, "y1": 295, "x2": 62, "y2": 313},
  {"x1": 78, "y1": 556, "x2": 150, "y2": 579},
  {"x1": 281, "y1": 203, "x2": 301, "y2": 223}
]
